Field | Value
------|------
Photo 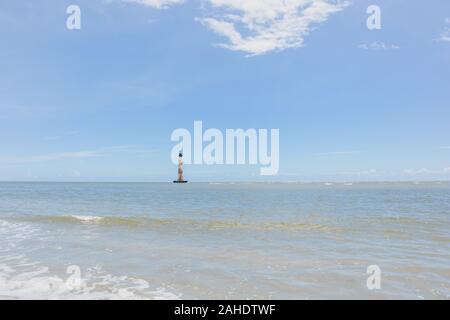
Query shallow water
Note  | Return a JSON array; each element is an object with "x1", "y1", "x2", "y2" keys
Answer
[{"x1": 0, "y1": 182, "x2": 449, "y2": 299}]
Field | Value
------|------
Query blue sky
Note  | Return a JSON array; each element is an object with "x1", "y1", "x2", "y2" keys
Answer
[{"x1": 0, "y1": 0, "x2": 449, "y2": 181}]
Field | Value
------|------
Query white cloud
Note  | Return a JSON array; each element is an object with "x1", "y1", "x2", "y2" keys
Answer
[
  {"x1": 439, "y1": 32, "x2": 450, "y2": 42},
  {"x1": 437, "y1": 18, "x2": 450, "y2": 42},
  {"x1": 357, "y1": 41, "x2": 400, "y2": 50},
  {"x1": 403, "y1": 168, "x2": 430, "y2": 175},
  {"x1": 197, "y1": 0, "x2": 349, "y2": 56},
  {"x1": 124, "y1": 0, "x2": 184, "y2": 9},
  {"x1": 403, "y1": 167, "x2": 450, "y2": 176},
  {"x1": 121, "y1": 0, "x2": 349, "y2": 55},
  {"x1": 69, "y1": 170, "x2": 82, "y2": 178}
]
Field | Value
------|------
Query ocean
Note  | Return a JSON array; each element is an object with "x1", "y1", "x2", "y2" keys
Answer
[{"x1": 0, "y1": 182, "x2": 449, "y2": 299}]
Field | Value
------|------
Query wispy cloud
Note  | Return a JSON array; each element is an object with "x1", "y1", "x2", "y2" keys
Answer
[
  {"x1": 124, "y1": 0, "x2": 184, "y2": 9},
  {"x1": 357, "y1": 41, "x2": 400, "y2": 50},
  {"x1": 338, "y1": 169, "x2": 377, "y2": 176},
  {"x1": 43, "y1": 130, "x2": 79, "y2": 141},
  {"x1": 436, "y1": 18, "x2": 450, "y2": 42},
  {"x1": 403, "y1": 167, "x2": 450, "y2": 176},
  {"x1": 198, "y1": 0, "x2": 349, "y2": 56},
  {"x1": 314, "y1": 151, "x2": 360, "y2": 156},
  {"x1": 403, "y1": 168, "x2": 430, "y2": 175},
  {"x1": 0, "y1": 146, "x2": 157, "y2": 164},
  {"x1": 65, "y1": 130, "x2": 79, "y2": 136},
  {"x1": 440, "y1": 146, "x2": 450, "y2": 149}
]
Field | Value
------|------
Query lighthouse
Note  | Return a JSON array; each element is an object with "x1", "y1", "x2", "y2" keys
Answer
[{"x1": 173, "y1": 152, "x2": 188, "y2": 183}]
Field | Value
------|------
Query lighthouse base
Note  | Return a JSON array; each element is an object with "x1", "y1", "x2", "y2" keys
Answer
[{"x1": 173, "y1": 180, "x2": 188, "y2": 184}]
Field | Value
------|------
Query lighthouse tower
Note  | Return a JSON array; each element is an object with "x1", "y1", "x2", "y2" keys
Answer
[{"x1": 173, "y1": 152, "x2": 188, "y2": 183}]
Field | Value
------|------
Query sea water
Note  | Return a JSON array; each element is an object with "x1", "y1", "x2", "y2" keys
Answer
[{"x1": 0, "y1": 182, "x2": 449, "y2": 299}]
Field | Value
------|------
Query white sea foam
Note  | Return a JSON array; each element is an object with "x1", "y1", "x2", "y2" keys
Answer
[
  {"x1": 71, "y1": 215, "x2": 105, "y2": 223},
  {"x1": 0, "y1": 219, "x2": 181, "y2": 300},
  {"x1": 0, "y1": 265, "x2": 181, "y2": 300}
]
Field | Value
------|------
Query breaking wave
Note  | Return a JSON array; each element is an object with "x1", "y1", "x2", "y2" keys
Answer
[
  {"x1": 0, "y1": 219, "x2": 180, "y2": 300},
  {"x1": 15, "y1": 214, "x2": 342, "y2": 233}
]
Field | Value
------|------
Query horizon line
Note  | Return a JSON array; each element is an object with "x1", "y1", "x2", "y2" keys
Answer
[{"x1": 1, "y1": 180, "x2": 449, "y2": 184}]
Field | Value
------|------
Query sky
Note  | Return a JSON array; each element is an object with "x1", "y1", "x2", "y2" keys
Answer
[{"x1": 0, "y1": 0, "x2": 449, "y2": 182}]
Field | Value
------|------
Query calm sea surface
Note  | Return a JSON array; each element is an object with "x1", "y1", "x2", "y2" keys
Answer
[{"x1": 0, "y1": 182, "x2": 449, "y2": 299}]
